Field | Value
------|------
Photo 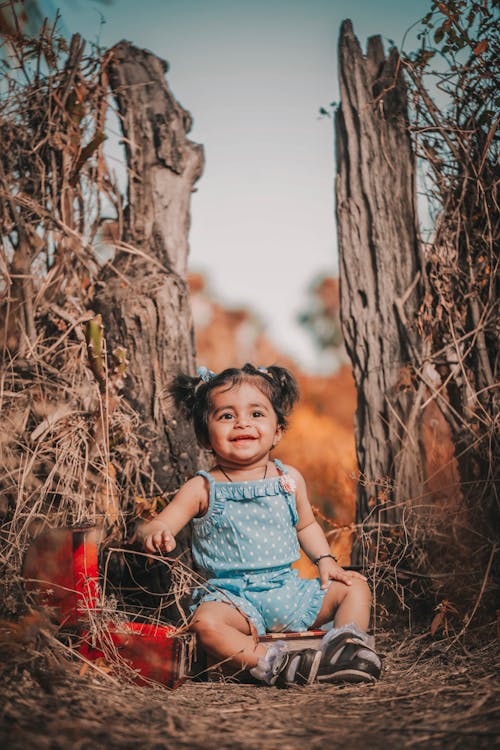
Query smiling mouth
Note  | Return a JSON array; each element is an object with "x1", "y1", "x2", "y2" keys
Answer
[{"x1": 230, "y1": 436, "x2": 256, "y2": 442}]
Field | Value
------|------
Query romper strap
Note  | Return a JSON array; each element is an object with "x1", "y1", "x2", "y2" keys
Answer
[
  {"x1": 196, "y1": 469, "x2": 215, "y2": 489},
  {"x1": 196, "y1": 469, "x2": 215, "y2": 481},
  {"x1": 273, "y1": 458, "x2": 288, "y2": 474},
  {"x1": 195, "y1": 470, "x2": 224, "y2": 527},
  {"x1": 272, "y1": 459, "x2": 297, "y2": 526}
]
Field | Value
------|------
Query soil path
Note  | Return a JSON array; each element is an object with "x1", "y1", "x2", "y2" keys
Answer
[{"x1": 2, "y1": 632, "x2": 498, "y2": 749}]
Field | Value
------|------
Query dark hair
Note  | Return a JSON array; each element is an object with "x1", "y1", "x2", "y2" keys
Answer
[{"x1": 170, "y1": 363, "x2": 299, "y2": 448}]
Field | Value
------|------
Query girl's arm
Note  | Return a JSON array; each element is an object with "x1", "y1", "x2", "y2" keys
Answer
[
  {"x1": 288, "y1": 466, "x2": 367, "y2": 589},
  {"x1": 138, "y1": 476, "x2": 207, "y2": 554}
]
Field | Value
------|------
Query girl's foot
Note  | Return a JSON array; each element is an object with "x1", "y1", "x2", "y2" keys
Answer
[
  {"x1": 316, "y1": 625, "x2": 381, "y2": 684},
  {"x1": 250, "y1": 641, "x2": 322, "y2": 687}
]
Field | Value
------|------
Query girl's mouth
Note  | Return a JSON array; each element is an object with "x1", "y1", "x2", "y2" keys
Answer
[{"x1": 230, "y1": 435, "x2": 256, "y2": 442}]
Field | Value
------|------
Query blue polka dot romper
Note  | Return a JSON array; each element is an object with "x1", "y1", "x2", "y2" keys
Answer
[{"x1": 190, "y1": 460, "x2": 326, "y2": 635}]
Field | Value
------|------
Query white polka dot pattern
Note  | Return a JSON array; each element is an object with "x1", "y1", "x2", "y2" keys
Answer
[{"x1": 192, "y1": 460, "x2": 300, "y2": 577}]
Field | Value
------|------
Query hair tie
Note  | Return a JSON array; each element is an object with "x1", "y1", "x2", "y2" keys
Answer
[
  {"x1": 197, "y1": 365, "x2": 217, "y2": 383},
  {"x1": 257, "y1": 366, "x2": 269, "y2": 375}
]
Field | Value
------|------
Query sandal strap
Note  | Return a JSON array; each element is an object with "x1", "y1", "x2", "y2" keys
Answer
[
  {"x1": 274, "y1": 648, "x2": 322, "y2": 687},
  {"x1": 321, "y1": 630, "x2": 370, "y2": 659},
  {"x1": 318, "y1": 631, "x2": 381, "y2": 681}
]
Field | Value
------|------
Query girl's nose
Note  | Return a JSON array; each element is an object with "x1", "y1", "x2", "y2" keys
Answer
[{"x1": 234, "y1": 414, "x2": 250, "y2": 427}]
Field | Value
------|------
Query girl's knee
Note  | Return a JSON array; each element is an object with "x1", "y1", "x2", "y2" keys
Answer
[
  {"x1": 190, "y1": 607, "x2": 219, "y2": 636},
  {"x1": 190, "y1": 601, "x2": 250, "y2": 638},
  {"x1": 347, "y1": 577, "x2": 372, "y2": 604}
]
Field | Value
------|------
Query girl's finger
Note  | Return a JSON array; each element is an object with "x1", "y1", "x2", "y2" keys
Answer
[
  {"x1": 144, "y1": 538, "x2": 154, "y2": 553},
  {"x1": 353, "y1": 572, "x2": 368, "y2": 581},
  {"x1": 146, "y1": 536, "x2": 160, "y2": 553},
  {"x1": 160, "y1": 529, "x2": 176, "y2": 552},
  {"x1": 150, "y1": 537, "x2": 165, "y2": 553},
  {"x1": 346, "y1": 571, "x2": 368, "y2": 582},
  {"x1": 333, "y1": 571, "x2": 353, "y2": 586}
]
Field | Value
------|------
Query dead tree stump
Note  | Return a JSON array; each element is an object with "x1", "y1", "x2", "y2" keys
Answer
[
  {"x1": 335, "y1": 21, "x2": 425, "y2": 550},
  {"x1": 92, "y1": 43, "x2": 205, "y2": 614},
  {"x1": 97, "y1": 42, "x2": 204, "y2": 493}
]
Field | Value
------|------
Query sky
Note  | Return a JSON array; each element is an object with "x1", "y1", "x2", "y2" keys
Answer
[{"x1": 49, "y1": 0, "x2": 430, "y2": 372}]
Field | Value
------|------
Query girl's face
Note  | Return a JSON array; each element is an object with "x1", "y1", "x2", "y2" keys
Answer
[{"x1": 206, "y1": 381, "x2": 282, "y2": 469}]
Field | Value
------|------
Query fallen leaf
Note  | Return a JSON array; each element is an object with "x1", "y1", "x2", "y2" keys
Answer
[
  {"x1": 430, "y1": 610, "x2": 445, "y2": 636},
  {"x1": 473, "y1": 39, "x2": 488, "y2": 56}
]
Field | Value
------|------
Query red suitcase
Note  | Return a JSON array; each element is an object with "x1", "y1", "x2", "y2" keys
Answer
[{"x1": 22, "y1": 526, "x2": 192, "y2": 688}]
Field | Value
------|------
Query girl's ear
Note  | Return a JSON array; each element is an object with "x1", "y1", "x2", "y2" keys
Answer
[{"x1": 272, "y1": 426, "x2": 283, "y2": 447}]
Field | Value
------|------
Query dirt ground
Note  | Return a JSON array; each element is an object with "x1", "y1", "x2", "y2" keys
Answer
[{"x1": 1, "y1": 627, "x2": 499, "y2": 750}]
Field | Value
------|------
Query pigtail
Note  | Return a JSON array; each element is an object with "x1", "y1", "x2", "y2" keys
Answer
[
  {"x1": 267, "y1": 365, "x2": 299, "y2": 416},
  {"x1": 169, "y1": 372, "x2": 205, "y2": 419}
]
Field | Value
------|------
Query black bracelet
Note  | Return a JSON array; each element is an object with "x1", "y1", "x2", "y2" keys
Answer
[{"x1": 314, "y1": 553, "x2": 338, "y2": 565}]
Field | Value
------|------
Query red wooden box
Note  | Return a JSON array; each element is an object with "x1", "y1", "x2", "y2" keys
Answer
[
  {"x1": 22, "y1": 527, "x2": 192, "y2": 688},
  {"x1": 78, "y1": 622, "x2": 193, "y2": 688}
]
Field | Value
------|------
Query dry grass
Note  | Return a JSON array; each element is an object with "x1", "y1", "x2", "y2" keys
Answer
[
  {"x1": 0, "y1": 19, "x2": 161, "y2": 618},
  {"x1": 1, "y1": 624, "x2": 498, "y2": 750}
]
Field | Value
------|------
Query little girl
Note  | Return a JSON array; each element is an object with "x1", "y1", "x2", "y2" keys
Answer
[{"x1": 140, "y1": 364, "x2": 381, "y2": 686}]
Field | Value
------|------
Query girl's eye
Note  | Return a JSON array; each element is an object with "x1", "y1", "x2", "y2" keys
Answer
[
  {"x1": 219, "y1": 413, "x2": 234, "y2": 420},
  {"x1": 252, "y1": 411, "x2": 264, "y2": 418}
]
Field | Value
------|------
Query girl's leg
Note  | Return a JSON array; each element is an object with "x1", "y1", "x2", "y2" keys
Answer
[
  {"x1": 311, "y1": 576, "x2": 381, "y2": 682},
  {"x1": 191, "y1": 600, "x2": 322, "y2": 685},
  {"x1": 190, "y1": 601, "x2": 267, "y2": 669},
  {"x1": 310, "y1": 576, "x2": 372, "y2": 631}
]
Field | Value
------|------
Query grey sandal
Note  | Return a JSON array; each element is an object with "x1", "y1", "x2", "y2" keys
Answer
[
  {"x1": 316, "y1": 631, "x2": 381, "y2": 684},
  {"x1": 272, "y1": 648, "x2": 322, "y2": 687}
]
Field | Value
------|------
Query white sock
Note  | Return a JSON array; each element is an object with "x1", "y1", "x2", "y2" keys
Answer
[{"x1": 249, "y1": 641, "x2": 288, "y2": 684}]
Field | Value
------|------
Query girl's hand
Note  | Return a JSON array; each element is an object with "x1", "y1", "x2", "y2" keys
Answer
[
  {"x1": 317, "y1": 557, "x2": 367, "y2": 590},
  {"x1": 143, "y1": 524, "x2": 176, "y2": 555}
]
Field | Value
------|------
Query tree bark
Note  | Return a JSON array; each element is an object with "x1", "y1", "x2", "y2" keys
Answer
[
  {"x1": 96, "y1": 41, "x2": 204, "y2": 494},
  {"x1": 335, "y1": 21, "x2": 425, "y2": 537}
]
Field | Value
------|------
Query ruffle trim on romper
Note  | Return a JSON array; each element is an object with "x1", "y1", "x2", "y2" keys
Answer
[
  {"x1": 214, "y1": 477, "x2": 284, "y2": 500},
  {"x1": 195, "y1": 463, "x2": 299, "y2": 528},
  {"x1": 298, "y1": 583, "x2": 327, "y2": 631}
]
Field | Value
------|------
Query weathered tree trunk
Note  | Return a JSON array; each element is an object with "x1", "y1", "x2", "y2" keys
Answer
[
  {"x1": 96, "y1": 42, "x2": 204, "y2": 495},
  {"x1": 335, "y1": 20, "x2": 497, "y2": 622},
  {"x1": 335, "y1": 21, "x2": 425, "y2": 543}
]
